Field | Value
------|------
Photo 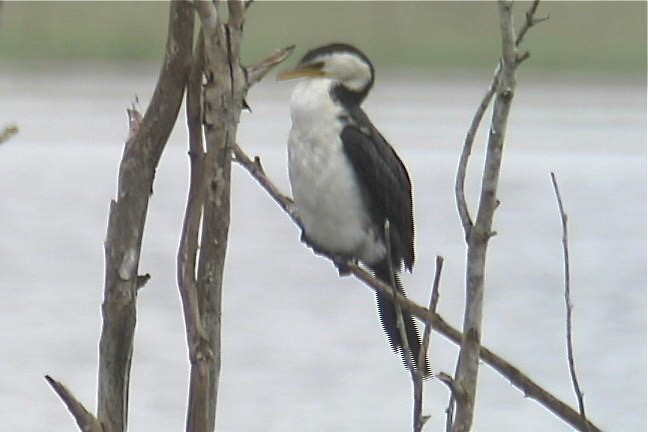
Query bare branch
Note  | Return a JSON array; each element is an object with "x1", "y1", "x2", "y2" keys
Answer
[
  {"x1": 419, "y1": 256, "x2": 444, "y2": 375},
  {"x1": 227, "y1": 0, "x2": 245, "y2": 29},
  {"x1": 451, "y1": 1, "x2": 550, "y2": 430},
  {"x1": 454, "y1": 0, "x2": 549, "y2": 240},
  {"x1": 97, "y1": 2, "x2": 194, "y2": 431},
  {"x1": 232, "y1": 144, "x2": 300, "y2": 223},
  {"x1": 451, "y1": 2, "x2": 517, "y2": 430},
  {"x1": 551, "y1": 172, "x2": 591, "y2": 432},
  {"x1": 383, "y1": 221, "x2": 423, "y2": 432},
  {"x1": 516, "y1": 0, "x2": 549, "y2": 46},
  {"x1": 45, "y1": 375, "x2": 103, "y2": 432},
  {"x1": 232, "y1": 143, "x2": 602, "y2": 432},
  {"x1": 195, "y1": 0, "x2": 219, "y2": 35},
  {"x1": 437, "y1": 371, "x2": 457, "y2": 432},
  {"x1": 245, "y1": 44, "x2": 295, "y2": 87},
  {"x1": 191, "y1": 2, "x2": 292, "y2": 429},
  {"x1": 178, "y1": 32, "x2": 213, "y2": 432},
  {"x1": 413, "y1": 256, "x2": 444, "y2": 432},
  {"x1": 455, "y1": 75, "x2": 497, "y2": 237}
]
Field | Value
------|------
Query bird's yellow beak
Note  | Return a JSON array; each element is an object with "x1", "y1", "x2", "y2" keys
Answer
[{"x1": 277, "y1": 65, "x2": 326, "y2": 81}]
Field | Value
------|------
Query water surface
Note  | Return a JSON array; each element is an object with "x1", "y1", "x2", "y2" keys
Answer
[{"x1": 0, "y1": 66, "x2": 645, "y2": 431}]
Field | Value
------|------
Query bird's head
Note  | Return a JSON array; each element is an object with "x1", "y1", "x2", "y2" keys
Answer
[{"x1": 278, "y1": 43, "x2": 375, "y2": 105}]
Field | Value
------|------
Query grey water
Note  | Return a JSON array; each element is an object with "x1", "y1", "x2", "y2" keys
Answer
[{"x1": 0, "y1": 65, "x2": 645, "y2": 431}]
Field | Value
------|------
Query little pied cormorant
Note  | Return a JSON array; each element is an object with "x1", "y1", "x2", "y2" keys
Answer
[{"x1": 278, "y1": 43, "x2": 430, "y2": 376}]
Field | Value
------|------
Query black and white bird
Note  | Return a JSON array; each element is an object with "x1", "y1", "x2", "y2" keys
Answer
[{"x1": 278, "y1": 43, "x2": 430, "y2": 376}]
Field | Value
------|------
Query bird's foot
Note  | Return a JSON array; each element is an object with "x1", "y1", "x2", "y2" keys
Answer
[
  {"x1": 300, "y1": 231, "x2": 355, "y2": 277},
  {"x1": 300, "y1": 231, "x2": 325, "y2": 255}
]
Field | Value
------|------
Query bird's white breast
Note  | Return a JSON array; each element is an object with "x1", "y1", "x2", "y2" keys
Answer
[{"x1": 287, "y1": 79, "x2": 386, "y2": 264}]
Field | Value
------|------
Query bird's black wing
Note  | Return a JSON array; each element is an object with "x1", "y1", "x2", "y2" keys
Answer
[{"x1": 340, "y1": 108, "x2": 414, "y2": 270}]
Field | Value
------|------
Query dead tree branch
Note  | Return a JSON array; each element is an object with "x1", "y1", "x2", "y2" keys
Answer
[
  {"x1": 232, "y1": 141, "x2": 602, "y2": 432},
  {"x1": 451, "y1": 2, "x2": 517, "y2": 430},
  {"x1": 451, "y1": 1, "x2": 548, "y2": 431},
  {"x1": 437, "y1": 371, "x2": 456, "y2": 432},
  {"x1": 455, "y1": 0, "x2": 547, "y2": 238},
  {"x1": 413, "y1": 256, "x2": 444, "y2": 432},
  {"x1": 178, "y1": 31, "x2": 212, "y2": 432},
  {"x1": 551, "y1": 172, "x2": 591, "y2": 431},
  {"x1": 95, "y1": 2, "x2": 195, "y2": 432},
  {"x1": 184, "y1": 1, "x2": 295, "y2": 430},
  {"x1": 45, "y1": 375, "x2": 103, "y2": 432},
  {"x1": 383, "y1": 221, "x2": 422, "y2": 432}
]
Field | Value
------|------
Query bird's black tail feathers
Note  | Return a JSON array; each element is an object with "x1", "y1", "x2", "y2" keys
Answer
[{"x1": 372, "y1": 260, "x2": 432, "y2": 377}]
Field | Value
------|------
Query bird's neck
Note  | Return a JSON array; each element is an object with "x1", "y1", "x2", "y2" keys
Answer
[{"x1": 289, "y1": 79, "x2": 345, "y2": 127}]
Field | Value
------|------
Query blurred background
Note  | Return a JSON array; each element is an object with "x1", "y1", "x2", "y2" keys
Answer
[
  {"x1": 0, "y1": 1, "x2": 645, "y2": 73},
  {"x1": 0, "y1": 2, "x2": 645, "y2": 432}
]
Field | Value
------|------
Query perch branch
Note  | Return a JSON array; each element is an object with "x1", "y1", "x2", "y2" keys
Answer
[
  {"x1": 551, "y1": 172, "x2": 591, "y2": 431},
  {"x1": 232, "y1": 144, "x2": 601, "y2": 432},
  {"x1": 231, "y1": 144, "x2": 299, "y2": 222},
  {"x1": 96, "y1": 3, "x2": 194, "y2": 432},
  {"x1": 45, "y1": 375, "x2": 103, "y2": 432}
]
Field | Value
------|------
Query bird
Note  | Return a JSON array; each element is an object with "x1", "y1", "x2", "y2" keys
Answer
[{"x1": 277, "y1": 43, "x2": 430, "y2": 376}]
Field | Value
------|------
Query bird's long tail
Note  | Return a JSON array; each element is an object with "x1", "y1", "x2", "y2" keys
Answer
[{"x1": 372, "y1": 260, "x2": 431, "y2": 377}]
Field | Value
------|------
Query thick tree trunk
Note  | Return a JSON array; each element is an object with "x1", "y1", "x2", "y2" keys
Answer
[{"x1": 97, "y1": 3, "x2": 194, "y2": 431}]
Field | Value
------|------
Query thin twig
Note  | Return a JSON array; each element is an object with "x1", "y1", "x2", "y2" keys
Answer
[
  {"x1": 455, "y1": 75, "x2": 497, "y2": 237},
  {"x1": 384, "y1": 221, "x2": 420, "y2": 432},
  {"x1": 45, "y1": 375, "x2": 104, "y2": 432},
  {"x1": 551, "y1": 172, "x2": 591, "y2": 432},
  {"x1": 417, "y1": 256, "x2": 444, "y2": 380},
  {"x1": 233, "y1": 143, "x2": 602, "y2": 432},
  {"x1": 246, "y1": 45, "x2": 295, "y2": 87},
  {"x1": 516, "y1": 0, "x2": 549, "y2": 46},
  {"x1": 413, "y1": 255, "x2": 444, "y2": 432}
]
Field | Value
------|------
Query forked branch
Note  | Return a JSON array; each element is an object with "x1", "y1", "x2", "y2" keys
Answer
[
  {"x1": 451, "y1": 1, "x2": 547, "y2": 431},
  {"x1": 455, "y1": 0, "x2": 548, "y2": 237}
]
